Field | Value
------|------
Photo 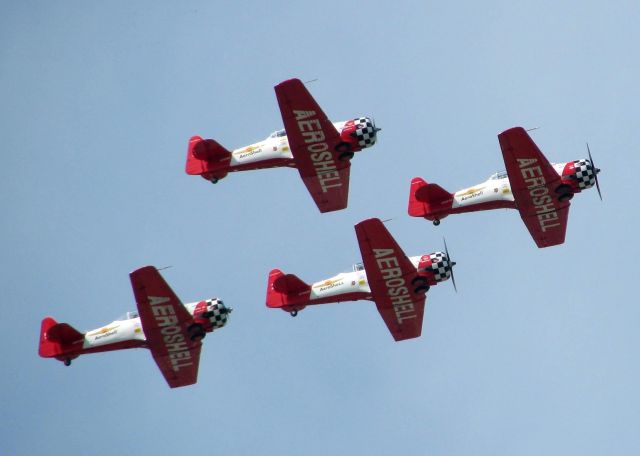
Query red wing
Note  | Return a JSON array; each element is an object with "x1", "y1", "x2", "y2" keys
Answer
[
  {"x1": 129, "y1": 266, "x2": 201, "y2": 388},
  {"x1": 355, "y1": 218, "x2": 426, "y2": 341},
  {"x1": 275, "y1": 78, "x2": 350, "y2": 213},
  {"x1": 498, "y1": 127, "x2": 570, "y2": 248}
]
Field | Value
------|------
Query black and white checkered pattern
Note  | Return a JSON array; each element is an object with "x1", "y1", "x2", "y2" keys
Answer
[
  {"x1": 573, "y1": 159, "x2": 596, "y2": 189},
  {"x1": 428, "y1": 252, "x2": 452, "y2": 282},
  {"x1": 353, "y1": 117, "x2": 378, "y2": 148},
  {"x1": 205, "y1": 298, "x2": 230, "y2": 329}
]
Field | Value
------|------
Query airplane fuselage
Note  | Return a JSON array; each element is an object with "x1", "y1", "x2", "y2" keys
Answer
[
  {"x1": 223, "y1": 121, "x2": 350, "y2": 172},
  {"x1": 301, "y1": 255, "x2": 429, "y2": 306},
  {"x1": 64, "y1": 299, "x2": 225, "y2": 357},
  {"x1": 448, "y1": 162, "x2": 570, "y2": 214}
]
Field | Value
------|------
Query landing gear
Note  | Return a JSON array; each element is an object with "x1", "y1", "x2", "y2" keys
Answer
[
  {"x1": 555, "y1": 184, "x2": 574, "y2": 202},
  {"x1": 433, "y1": 219, "x2": 441, "y2": 226},
  {"x1": 336, "y1": 142, "x2": 354, "y2": 161},
  {"x1": 63, "y1": 358, "x2": 72, "y2": 366},
  {"x1": 338, "y1": 151, "x2": 355, "y2": 161},
  {"x1": 188, "y1": 324, "x2": 206, "y2": 342},
  {"x1": 290, "y1": 310, "x2": 298, "y2": 317},
  {"x1": 414, "y1": 285, "x2": 430, "y2": 294},
  {"x1": 210, "y1": 177, "x2": 219, "y2": 184},
  {"x1": 411, "y1": 276, "x2": 427, "y2": 286}
]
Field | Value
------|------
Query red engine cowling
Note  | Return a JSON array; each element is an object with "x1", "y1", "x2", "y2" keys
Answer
[
  {"x1": 560, "y1": 159, "x2": 598, "y2": 193},
  {"x1": 192, "y1": 298, "x2": 232, "y2": 333},
  {"x1": 416, "y1": 252, "x2": 454, "y2": 286},
  {"x1": 339, "y1": 117, "x2": 380, "y2": 151}
]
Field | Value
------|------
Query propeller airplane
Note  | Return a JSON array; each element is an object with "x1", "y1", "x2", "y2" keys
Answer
[
  {"x1": 38, "y1": 266, "x2": 232, "y2": 388},
  {"x1": 408, "y1": 127, "x2": 602, "y2": 248},
  {"x1": 266, "y1": 218, "x2": 456, "y2": 341},
  {"x1": 186, "y1": 78, "x2": 381, "y2": 213}
]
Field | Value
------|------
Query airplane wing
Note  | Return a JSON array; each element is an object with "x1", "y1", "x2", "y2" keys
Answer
[
  {"x1": 498, "y1": 127, "x2": 570, "y2": 248},
  {"x1": 354, "y1": 218, "x2": 426, "y2": 341},
  {"x1": 129, "y1": 266, "x2": 201, "y2": 388},
  {"x1": 275, "y1": 78, "x2": 351, "y2": 213}
]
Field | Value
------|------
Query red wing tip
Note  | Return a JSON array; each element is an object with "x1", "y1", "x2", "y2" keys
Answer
[
  {"x1": 499, "y1": 126, "x2": 526, "y2": 136},
  {"x1": 130, "y1": 265, "x2": 157, "y2": 276},
  {"x1": 354, "y1": 218, "x2": 382, "y2": 229},
  {"x1": 275, "y1": 78, "x2": 302, "y2": 89}
]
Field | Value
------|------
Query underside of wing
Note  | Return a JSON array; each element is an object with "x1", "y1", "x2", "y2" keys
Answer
[
  {"x1": 498, "y1": 127, "x2": 570, "y2": 248},
  {"x1": 354, "y1": 218, "x2": 426, "y2": 341},
  {"x1": 129, "y1": 266, "x2": 202, "y2": 388},
  {"x1": 300, "y1": 166, "x2": 350, "y2": 213},
  {"x1": 275, "y1": 78, "x2": 351, "y2": 213}
]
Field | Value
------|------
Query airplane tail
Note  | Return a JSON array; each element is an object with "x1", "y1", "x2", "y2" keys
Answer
[
  {"x1": 185, "y1": 135, "x2": 231, "y2": 179},
  {"x1": 38, "y1": 317, "x2": 84, "y2": 360},
  {"x1": 408, "y1": 177, "x2": 454, "y2": 220},
  {"x1": 266, "y1": 269, "x2": 309, "y2": 312}
]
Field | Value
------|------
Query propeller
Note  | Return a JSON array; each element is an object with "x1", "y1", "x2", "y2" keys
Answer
[
  {"x1": 372, "y1": 116, "x2": 381, "y2": 133},
  {"x1": 443, "y1": 237, "x2": 457, "y2": 292},
  {"x1": 586, "y1": 142, "x2": 602, "y2": 200}
]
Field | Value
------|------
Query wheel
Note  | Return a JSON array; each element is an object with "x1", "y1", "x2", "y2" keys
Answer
[
  {"x1": 411, "y1": 276, "x2": 427, "y2": 286},
  {"x1": 188, "y1": 324, "x2": 206, "y2": 342},
  {"x1": 414, "y1": 284, "x2": 430, "y2": 294},
  {"x1": 558, "y1": 192, "x2": 574, "y2": 202},
  {"x1": 338, "y1": 151, "x2": 354, "y2": 161},
  {"x1": 433, "y1": 219, "x2": 441, "y2": 226},
  {"x1": 555, "y1": 184, "x2": 572, "y2": 194},
  {"x1": 290, "y1": 310, "x2": 298, "y2": 317},
  {"x1": 210, "y1": 177, "x2": 219, "y2": 184},
  {"x1": 64, "y1": 359, "x2": 72, "y2": 367},
  {"x1": 335, "y1": 142, "x2": 352, "y2": 153}
]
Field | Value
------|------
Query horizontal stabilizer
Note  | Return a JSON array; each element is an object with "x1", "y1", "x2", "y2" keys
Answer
[
  {"x1": 186, "y1": 136, "x2": 232, "y2": 175},
  {"x1": 273, "y1": 273, "x2": 310, "y2": 294},
  {"x1": 414, "y1": 181, "x2": 452, "y2": 204},
  {"x1": 47, "y1": 322, "x2": 85, "y2": 345}
]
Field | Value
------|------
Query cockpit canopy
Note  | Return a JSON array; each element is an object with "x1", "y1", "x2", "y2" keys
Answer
[
  {"x1": 489, "y1": 170, "x2": 508, "y2": 180},
  {"x1": 269, "y1": 129, "x2": 287, "y2": 139},
  {"x1": 116, "y1": 311, "x2": 139, "y2": 321},
  {"x1": 353, "y1": 262, "x2": 365, "y2": 272}
]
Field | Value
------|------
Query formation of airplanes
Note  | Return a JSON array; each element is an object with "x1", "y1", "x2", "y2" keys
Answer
[{"x1": 39, "y1": 78, "x2": 602, "y2": 387}]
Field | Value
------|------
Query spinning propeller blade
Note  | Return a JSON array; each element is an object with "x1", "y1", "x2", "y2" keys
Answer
[
  {"x1": 443, "y1": 238, "x2": 457, "y2": 292},
  {"x1": 587, "y1": 143, "x2": 602, "y2": 200}
]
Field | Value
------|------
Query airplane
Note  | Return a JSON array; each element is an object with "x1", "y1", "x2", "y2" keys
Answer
[
  {"x1": 186, "y1": 78, "x2": 381, "y2": 213},
  {"x1": 408, "y1": 126, "x2": 602, "y2": 248},
  {"x1": 266, "y1": 218, "x2": 456, "y2": 341},
  {"x1": 38, "y1": 266, "x2": 232, "y2": 388}
]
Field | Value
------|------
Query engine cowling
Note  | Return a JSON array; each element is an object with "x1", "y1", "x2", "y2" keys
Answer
[
  {"x1": 560, "y1": 159, "x2": 598, "y2": 193},
  {"x1": 339, "y1": 117, "x2": 379, "y2": 150},
  {"x1": 193, "y1": 298, "x2": 232, "y2": 332},
  {"x1": 416, "y1": 252, "x2": 454, "y2": 286}
]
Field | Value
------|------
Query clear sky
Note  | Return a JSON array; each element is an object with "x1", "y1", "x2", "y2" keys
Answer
[{"x1": 2, "y1": 1, "x2": 639, "y2": 454}]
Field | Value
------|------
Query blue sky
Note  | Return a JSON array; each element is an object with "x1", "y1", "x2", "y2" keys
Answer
[{"x1": 2, "y1": 1, "x2": 639, "y2": 454}]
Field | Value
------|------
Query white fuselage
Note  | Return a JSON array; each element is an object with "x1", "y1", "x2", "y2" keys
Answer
[
  {"x1": 82, "y1": 301, "x2": 203, "y2": 350},
  {"x1": 228, "y1": 121, "x2": 348, "y2": 168},
  {"x1": 306, "y1": 255, "x2": 425, "y2": 301},
  {"x1": 451, "y1": 163, "x2": 567, "y2": 210}
]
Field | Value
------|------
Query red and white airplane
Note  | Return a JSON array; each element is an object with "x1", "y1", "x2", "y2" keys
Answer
[
  {"x1": 38, "y1": 266, "x2": 232, "y2": 388},
  {"x1": 186, "y1": 78, "x2": 380, "y2": 213},
  {"x1": 266, "y1": 218, "x2": 456, "y2": 341},
  {"x1": 408, "y1": 127, "x2": 602, "y2": 248}
]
